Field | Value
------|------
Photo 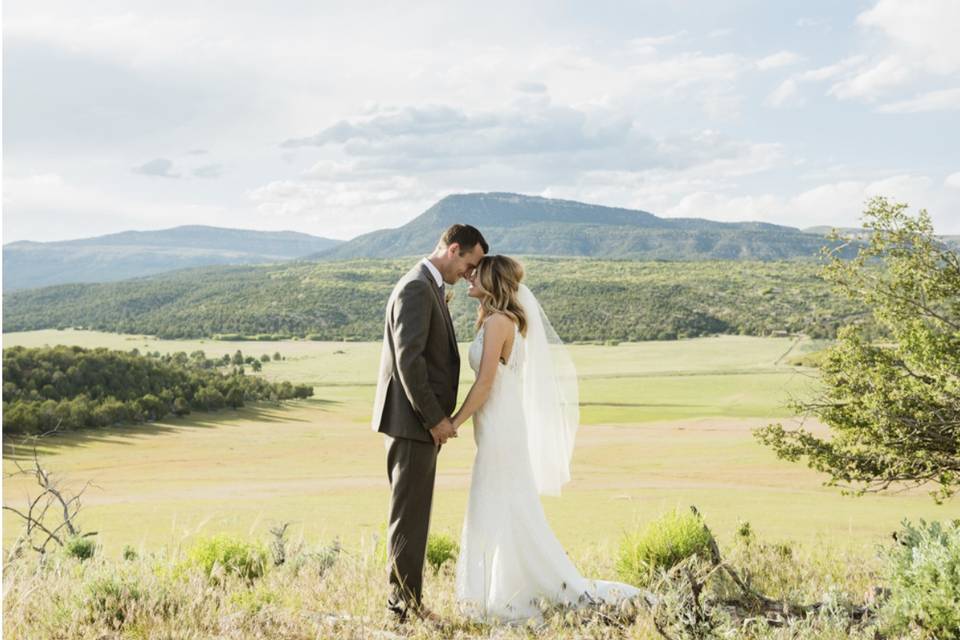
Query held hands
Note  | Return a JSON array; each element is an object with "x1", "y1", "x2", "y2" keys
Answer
[{"x1": 429, "y1": 417, "x2": 458, "y2": 446}]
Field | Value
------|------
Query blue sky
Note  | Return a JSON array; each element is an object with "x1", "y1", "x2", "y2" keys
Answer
[{"x1": 3, "y1": 0, "x2": 959, "y2": 242}]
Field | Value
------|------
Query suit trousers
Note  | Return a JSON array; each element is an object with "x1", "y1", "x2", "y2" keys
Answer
[{"x1": 385, "y1": 434, "x2": 438, "y2": 616}]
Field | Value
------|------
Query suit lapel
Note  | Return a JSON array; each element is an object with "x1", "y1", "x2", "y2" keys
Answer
[{"x1": 418, "y1": 263, "x2": 459, "y2": 355}]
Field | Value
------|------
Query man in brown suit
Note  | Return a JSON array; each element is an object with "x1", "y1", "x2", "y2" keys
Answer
[{"x1": 372, "y1": 224, "x2": 488, "y2": 622}]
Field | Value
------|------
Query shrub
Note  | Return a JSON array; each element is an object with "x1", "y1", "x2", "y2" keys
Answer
[
  {"x1": 314, "y1": 538, "x2": 342, "y2": 576},
  {"x1": 426, "y1": 532, "x2": 459, "y2": 575},
  {"x1": 216, "y1": 334, "x2": 247, "y2": 341},
  {"x1": 91, "y1": 398, "x2": 127, "y2": 427},
  {"x1": 65, "y1": 535, "x2": 97, "y2": 561},
  {"x1": 225, "y1": 385, "x2": 245, "y2": 408},
  {"x1": 194, "y1": 387, "x2": 225, "y2": 411},
  {"x1": 878, "y1": 518, "x2": 960, "y2": 640},
  {"x1": 186, "y1": 534, "x2": 268, "y2": 584},
  {"x1": 735, "y1": 519, "x2": 753, "y2": 545},
  {"x1": 172, "y1": 396, "x2": 190, "y2": 416},
  {"x1": 2, "y1": 401, "x2": 41, "y2": 434},
  {"x1": 82, "y1": 574, "x2": 143, "y2": 627},
  {"x1": 229, "y1": 583, "x2": 280, "y2": 616},
  {"x1": 122, "y1": 545, "x2": 138, "y2": 561},
  {"x1": 617, "y1": 507, "x2": 715, "y2": 586},
  {"x1": 293, "y1": 384, "x2": 313, "y2": 399},
  {"x1": 137, "y1": 393, "x2": 166, "y2": 420}
]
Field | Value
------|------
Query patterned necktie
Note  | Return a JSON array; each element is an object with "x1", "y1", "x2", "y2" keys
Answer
[{"x1": 439, "y1": 283, "x2": 453, "y2": 323}]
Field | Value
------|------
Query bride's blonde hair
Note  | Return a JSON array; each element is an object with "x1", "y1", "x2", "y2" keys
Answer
[{"x1": 474, "y1": 255, "x2": 528, "y2": 337}]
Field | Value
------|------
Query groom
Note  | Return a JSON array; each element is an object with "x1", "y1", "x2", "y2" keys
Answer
[{"x1": 372, "y1": 223, "x2": 488, "y2": 621}]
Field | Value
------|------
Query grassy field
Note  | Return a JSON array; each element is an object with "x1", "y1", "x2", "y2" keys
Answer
[{"x1": 3, "y1": 329, "x2": 955, "y2": 561}]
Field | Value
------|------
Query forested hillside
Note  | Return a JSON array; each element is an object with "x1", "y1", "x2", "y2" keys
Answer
[{"x1": 3, "y1": 258, "x2": 868, "y2": 342}]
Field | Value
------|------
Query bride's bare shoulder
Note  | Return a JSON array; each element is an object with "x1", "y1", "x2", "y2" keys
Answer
[
  {"x1": 483, "y1": 312, "x2": 513, "y2": 335},
  {"x1": 482, "y1": 312, "x2": 514, "y2": 331}
]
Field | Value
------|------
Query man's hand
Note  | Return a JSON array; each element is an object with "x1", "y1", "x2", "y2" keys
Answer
[{"x1": 429, "y1": 417, "x2": 458, "y2": 446}]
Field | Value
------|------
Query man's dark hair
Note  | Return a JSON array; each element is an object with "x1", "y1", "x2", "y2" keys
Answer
[{"x1": 439, "y1": 224, "x2": 488, "y2": 255}]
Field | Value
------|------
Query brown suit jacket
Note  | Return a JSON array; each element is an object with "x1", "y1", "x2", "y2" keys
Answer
[{"x1": 372, "y1": 262, "x2": 460, "y2": 442}]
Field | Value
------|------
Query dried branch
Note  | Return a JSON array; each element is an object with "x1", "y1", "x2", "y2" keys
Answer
[{"x1": 2, "y1": 428, "x2": 98, "y2": 560}]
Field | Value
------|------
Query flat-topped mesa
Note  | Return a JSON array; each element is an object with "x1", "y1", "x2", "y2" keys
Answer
[{"x1": 312, "y1": 191, "x2": 848, "y2": 261}]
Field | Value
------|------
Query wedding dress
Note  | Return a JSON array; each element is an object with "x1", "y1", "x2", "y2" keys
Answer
[{"x1": 455, "y1": 294, "x2": 641, "y2": 623}]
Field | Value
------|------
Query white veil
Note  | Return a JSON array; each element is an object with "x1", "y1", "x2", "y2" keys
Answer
[{"x1": 516, "y1": 283, "x2": 580, "y2": 497}]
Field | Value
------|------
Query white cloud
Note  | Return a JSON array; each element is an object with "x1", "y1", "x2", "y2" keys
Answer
[
  {"x1": 796, "y1": 17, "x2": 830, "y2": 30},
  {"x1": 3, "y1": 173, "x2": 228, "y2": 241},
  {"x1": 764, "y1": 56, "x2": 867, "y2": 108},
  {"x1": 857, "y1": 0, "x2": 960, "y2": 75},
  {"x1": 772, "y1": 2, "x2": 960, "y2": 109},
  {"x1": 247, "y1": 175, "x2": 439, "y2": 239},
  {"x1": 256, "y1": 112, "x2": 786, "y2": 237},
  {"x1": 766, "y1": 79, "x2": 802, "y2": 107},
  {"x1": 662, "y1": 174, "x2": 959, "y2": 233},
  {"x1": 4, "y1": 1, "x2": 958, "y2": 244},
  {"x1": 627, "y1": 32, "x2": 688, "y2": 52},
  {"x1": 626, "y1": 51, "x2": 743, "y2": 88},
  {"x1": 828, "y1": 56, "x2": 911, "y2": 102},
  {"x1": 756, "y1": 51, "x2": 803, "y2": 71},
  {"x1": 801, "y1": 56, "x2": 868, "y2": 82},
  {"x1": 878, "y1": 87, "x2": 960, "y2": 113},
  {"x1": 946, "y1": 172, "x2": 960, "y2": 189},
  {"x1": 816, "y1": 0, "x2": 960, "y2": 104},
  {"x1": 282, "y1": 100, "x2": 770, "y2": 176}
]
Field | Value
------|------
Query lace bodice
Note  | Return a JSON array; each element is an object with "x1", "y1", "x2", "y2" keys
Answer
[{"x1": 469, "y1": 321, "x2": 524, "y2": 377}]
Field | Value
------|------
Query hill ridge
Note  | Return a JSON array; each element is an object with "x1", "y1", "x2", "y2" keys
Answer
[
  {"x1": 3, "y1": 226, "x2": 342, "y2": 291},
  {"x1": 311, "y1": 191, "x2": 847, "y2": 261}
]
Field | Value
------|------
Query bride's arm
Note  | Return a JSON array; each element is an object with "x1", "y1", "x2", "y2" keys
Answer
[{"x1": 452, "y1": 314, "x2": 513, "y2": 429}]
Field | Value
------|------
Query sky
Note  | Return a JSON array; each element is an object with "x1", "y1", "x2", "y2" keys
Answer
[{"x1": 3, "y1": 0, "x2": 959, "y2": 243}]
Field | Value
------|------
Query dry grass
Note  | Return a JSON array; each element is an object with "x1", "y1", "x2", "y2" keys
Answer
[{"x1": 2, "y1": 528, "x2": 886, "y2": 640}]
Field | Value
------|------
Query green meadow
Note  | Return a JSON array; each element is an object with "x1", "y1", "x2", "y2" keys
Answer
[{"x1": 3, "y1": 329, "x2": 954, "y2": 559}]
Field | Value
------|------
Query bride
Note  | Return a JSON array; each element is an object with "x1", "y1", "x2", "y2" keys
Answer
[{"x1": 450, "y1": 255, "x2": 641, "y2": 623}]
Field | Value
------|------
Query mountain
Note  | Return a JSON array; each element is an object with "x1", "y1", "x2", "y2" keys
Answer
[
  {"x1": 311, "y1": 192, "x2": 850, "y2": 261},
  {"x1": 3, "y1": 226, "x2": 342, "y2": 291}
]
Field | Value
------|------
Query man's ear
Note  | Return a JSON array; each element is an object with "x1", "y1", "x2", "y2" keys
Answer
[{"x1": 446, "y1": 242, "x2": 461, "y2": 258}]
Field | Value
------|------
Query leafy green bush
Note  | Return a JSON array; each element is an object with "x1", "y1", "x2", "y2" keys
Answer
[
  {"x1": 65, "y1": 535, "x2": 97, "y2": 561},
  {"x1": 617, "y1": 508, "x2": 715, "y2": 586},
  {"x1": 426, "y1": 533, "x2": 459, "y2": 575},
  {"x1": 878, "y1": 518, "x2": 960, "y2": 639},
  {"x1": 122, "y1": 545, "x2": 138, "y2": 561},
  {"x1": 185, "y1": 535, "x2": 268, "y2": 584}
]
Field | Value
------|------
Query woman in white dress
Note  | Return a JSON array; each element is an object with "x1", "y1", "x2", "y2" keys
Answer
[{"x1": 450, "y1": 255, "x2": 641, "y2": 623}]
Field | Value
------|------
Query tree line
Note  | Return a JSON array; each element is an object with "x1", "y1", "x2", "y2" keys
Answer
[{"x1": 2, "y1": 345, "x2": 313, "y2": 435}]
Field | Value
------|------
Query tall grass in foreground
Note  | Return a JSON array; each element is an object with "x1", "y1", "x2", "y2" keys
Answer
[{"x1": 3, "y1": 524, "x2": 908, "y2": 640}]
